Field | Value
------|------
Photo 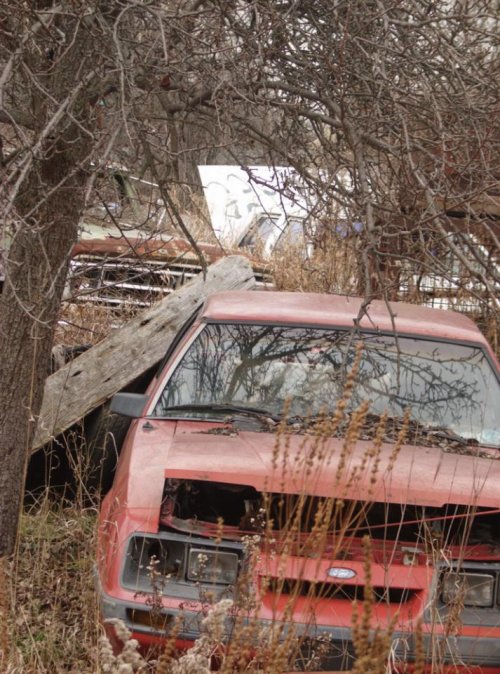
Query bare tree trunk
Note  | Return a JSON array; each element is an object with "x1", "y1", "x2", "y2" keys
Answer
[
  {"x1": 0, "y1": 132, "x2": 89, "y2": 556},
  {"x1": 0, "y1": 5, "x2": 97, "y2": 555}
]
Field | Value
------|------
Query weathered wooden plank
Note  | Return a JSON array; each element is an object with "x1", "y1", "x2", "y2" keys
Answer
[{"x1": 33, "y1": 255, "x2": 256, "y2": 450}]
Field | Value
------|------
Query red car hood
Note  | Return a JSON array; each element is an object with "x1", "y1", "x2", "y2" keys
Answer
[{"x1": 137, "y1": 420, "x2": 500, "y2": 509}]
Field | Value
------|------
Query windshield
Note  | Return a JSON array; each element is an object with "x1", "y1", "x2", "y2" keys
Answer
[{"x1": 153, "y1": 323, "x2": 500, "y2": 447}]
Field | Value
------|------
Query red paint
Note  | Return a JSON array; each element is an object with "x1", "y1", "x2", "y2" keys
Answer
[{"x1": 98, "y1": 291, "x2": 500, "y2": 670}]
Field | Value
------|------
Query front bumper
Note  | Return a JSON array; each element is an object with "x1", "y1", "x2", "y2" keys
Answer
[{"x1": 96, "y1": 573, "x2": 500, "y2": 672}]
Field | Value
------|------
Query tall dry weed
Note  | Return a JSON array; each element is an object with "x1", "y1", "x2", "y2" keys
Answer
[
  {"x1": 270, "y1": 233, "x2": 360, "y2": 295},
  {"x1": 6, "y1": 497, "x2": 99, "y2": 674},
  {"x1": 351, "y1": 537, "x2": 396, "y2": 674},
  {"x1": 0, "y1": 556, "x2": 11, "y2": 670}
]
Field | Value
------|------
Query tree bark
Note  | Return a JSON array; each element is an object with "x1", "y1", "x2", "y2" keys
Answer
[
  {"x1": 0, "y1": 137, "x2": 90, "y2": 556},
  {"x1": 0, "y1": 12, "x2": 97, "y2": 557}
]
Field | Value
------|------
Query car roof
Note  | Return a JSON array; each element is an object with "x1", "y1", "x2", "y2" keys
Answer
[{"x1": 200, "y1": 290, "x2": 491, "y2": 347}]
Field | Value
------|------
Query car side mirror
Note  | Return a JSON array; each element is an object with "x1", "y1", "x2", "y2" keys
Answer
[{"x1": 110, "y1": 392, "x2": 149, "y2": 418}]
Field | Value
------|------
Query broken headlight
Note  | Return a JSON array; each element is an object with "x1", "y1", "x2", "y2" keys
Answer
[
  {"x1": 187, "y1": 548, "x2": 239, "y2": 585},
  {"x1": 122, "y1": 535, "x2": 186, "y2": 590},
  {"x1": 122, "y1": 534, "x2": 242, "y2": 591},
  {"x1": 441, "y1": 572, "x2": 495, "y2": 608}
]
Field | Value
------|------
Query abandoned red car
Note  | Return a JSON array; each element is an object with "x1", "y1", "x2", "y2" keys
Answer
[{"x1": 97, "y1": 291, "x2": 500, "y2": 671}]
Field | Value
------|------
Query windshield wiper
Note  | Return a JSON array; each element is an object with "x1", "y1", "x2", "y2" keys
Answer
[{"x1": 160, "y1": 403, "x2": 281, "y2": 422}]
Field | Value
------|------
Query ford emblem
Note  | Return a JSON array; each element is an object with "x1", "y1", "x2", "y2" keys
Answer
[{"x1": 327, "y1": 567, "x2": 356, "y2": 580}]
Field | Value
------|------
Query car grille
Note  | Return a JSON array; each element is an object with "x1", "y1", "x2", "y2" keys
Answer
[
  {"x1": 265, "y1": 577, "x2": 415, "y2": 604},
  {"x1": 68, "y1": 254, "x2": 271, "y2": 307}
]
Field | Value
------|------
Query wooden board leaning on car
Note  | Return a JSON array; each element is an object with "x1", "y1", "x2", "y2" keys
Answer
[{"x1": 32, "y1": 255, "x2": 257, "y2": 451}]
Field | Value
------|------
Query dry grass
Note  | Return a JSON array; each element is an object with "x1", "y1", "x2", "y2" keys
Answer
[
  {"x1": 270, "y1": 235, "x2": 359, "y2": 295},
  {"x1": 55, "y1": 301, "x2": 143, "y2": 349},
  {"x1": 3, "y1": 499, "x2": 99, "y2": 673}
]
